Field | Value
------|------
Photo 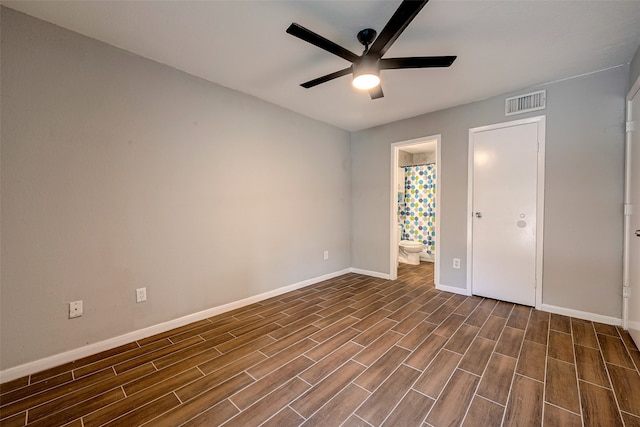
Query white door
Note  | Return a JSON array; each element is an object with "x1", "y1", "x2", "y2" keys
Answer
[
  {"x1": 629, "y1": 91, "x2": 640, "y2": 346},
  {"x1": 469, "y1": 118, "x2": 544, "y2": 306}
]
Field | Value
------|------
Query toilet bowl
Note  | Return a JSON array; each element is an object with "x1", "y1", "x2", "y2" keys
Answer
[{"x1": 399, "y1": 240, "x2": 423, "y2": 265}]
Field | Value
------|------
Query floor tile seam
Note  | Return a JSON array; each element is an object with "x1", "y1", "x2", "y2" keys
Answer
[
  {"x1": 153, "y1": 342, "x2": 224, "y2": 373},
  {"x1": 385, "y1": 303, "x2": 418, "y2": 323},
  {"x1": 621, "y1": 409, "x2": 640, "y2": 420},
  {"x1": 0, "y1": 379, "x2": 31, "y2": 396},
  {"x1": 567, "y1": 320, "x2": 584, "y2": 422},
  {"x1": 25, "y1": 341, "x2": 146, "y2": 388},
  {"x1": 395, "y1": 319, "x2": 443, "y2": 351},
  {"x1": 2, "y1": 365, "x2": 120, "y2": 419},
  {"x1": 257, "y1": 341, "x2": 302, "y2": 363},
  {"x1": 539, "y1": 309, "x2": 554, "y2": 426},
  {"x1": 550, "y1": 328, "x2": 571, "y2": 336},
  {"x1": 112, "y1": 338, "x2": 208, "y2": 375},
  {"x1": 301, "y1": 340, "x2": 364, "y2": 378},
  {"x1": 296, "y1": 348, "x2": 361, "y2": 387},
  {"x1": 440, "y1": 314, "x2": 483, "y2": 356},
  {"x1": 0, "y1": 372, "x2": 80, "y2": 409},
  {"x1": 594, "y1": 329, "x2": 622, "y2": 339},
  {"x1": 617, "y1": 329, "x2": 640, "y2": 355},
  {"x1": 351, "y1": 340, "x2": 403, "y2": 372},
  {"x1": 87, "y1": 389, "x2": 176, "y2": 425},
  {"x1": 120, "y1": 361, "x2": 191, "y2": 399},
  {"x1": 308, "y1": 316, "x2": 360, "y2": 343},
  {"x1": 283, "y1": 404, "x2": 306, "y2": 424},
  {"x1": 547, "y1": 355, "x2": 575, "y2": 367},
  {"x1": 604, "y1": 359, "x2": 637, "y2": 370},
  {"x1": 355, "y1": 352, "x2": 415, "y2": 396},
  {"x1": 74, "y1": 338, "x2": 183, "y2": 379},
  {"x1": 576, "y1": 378, "x2": 615, "y2": 392},
  {"x1": 342, "y1": 414, "x2": 373, "y2": 427},
  {"x1": 492, "y1": 302, "x2": 515, "y2": 320},
  {"x1": 167, "y1": 328, "x2": 213, "y2": 344},
  {"x1": 422, "y1": 363, "x2": 471, "y2": 425},
  {"x1": 30, "y1": 385, "x2": 128, "y2": 426},
  {"x1": 261, "y1": 328, "x2": 322, "y2": 357},
  {"x1": 337, "y1": 385, "x2": 376, "y2": 426},
  {"x1": 459, "y1": 327, "x2": 508, "y2": 427},
  {"x1": 227, "y1": 374, "x2": 310, "y2": 421},
  {"x1": 186, "y1": 357, "x2": 265, "y2": 398},
  {"x1": 543, "y1": 400, "x2": 582, "y2": 417},
  {"x1": 595, "y1": 321, "x2": 628, "y2": 423},
  {"x1": 474, "y1": 393, "x2": 507, "y2": 409},
  {"x1": 377, "y1": 374, "x2": 428, "y2": 427},
  {"x1": 499, "y1": 306, "x2": 534, "y2": 427},
  {"x1": 351, "y1": 318, "x2": 400, "y2": 347},
  {"x1": 290, "y1": 367, "x2": 367, "y2": 421}
]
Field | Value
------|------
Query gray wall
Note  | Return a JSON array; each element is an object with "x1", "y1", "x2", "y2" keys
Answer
[
  {"x1": 0, "y1": 8, "x2": 351, "y2": 370},
  {"x1": 352, "y1": 65, "x2": 627, "y2": 318}
]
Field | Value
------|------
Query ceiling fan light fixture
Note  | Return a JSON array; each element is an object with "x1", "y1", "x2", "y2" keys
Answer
[
  {"x1": 352, "y1": 58, "x2": 380, "y2": 90},
  {"x1": 352, "y1": 73, "x2": 380, "y2": 90}
]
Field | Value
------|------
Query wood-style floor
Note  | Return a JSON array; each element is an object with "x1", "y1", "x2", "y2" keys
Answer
[{"x1": 1, "y1": 262, "x2": 640, "y2": 427}]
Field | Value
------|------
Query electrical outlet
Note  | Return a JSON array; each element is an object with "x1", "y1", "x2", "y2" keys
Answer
[
  {"x1": 323, "y1": 250, "x2": 329, "y2": 260},
  {"x1": 69, "y1": 300, "x2": 83, "y2": 318},
  {"x1": 136, "y1": 287, "x2": 147, "y2": 303},
  {"x1": 453, "y1": 258, "x2": 461, "y2": 269}
]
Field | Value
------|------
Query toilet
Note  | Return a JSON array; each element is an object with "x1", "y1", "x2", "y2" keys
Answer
[{"x1": 398, "y1": 239, "x2": 423, "y2": 265}]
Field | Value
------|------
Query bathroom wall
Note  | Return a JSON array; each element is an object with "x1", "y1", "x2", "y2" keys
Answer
[
  {"x1": 1, "y1": 8, "x2": 352, "y2": 371},
  {"x1": 398, "y1": 150, "x2": 436, "y2": 167},
  {"x1": 413, "y1": 152, "x2": 436, "y2": 165},
  {"x1": 398, "y1": 150, "x2": 413, "y2": 167}
]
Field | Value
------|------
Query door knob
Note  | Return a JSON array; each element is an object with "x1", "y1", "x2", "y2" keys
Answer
[
  {"x1": 635, "y1": 230, "x2": 640, "y2": 237},
  {"x1": 475, "y1": 212, "x2": 482, "y2": 219}
]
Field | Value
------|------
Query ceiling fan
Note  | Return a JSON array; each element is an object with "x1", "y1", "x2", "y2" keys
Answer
[{"x1": 286, "y1": 0, "x2": 456, "y2": 99}]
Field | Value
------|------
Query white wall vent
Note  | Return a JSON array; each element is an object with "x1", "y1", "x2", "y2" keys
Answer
[{"x1": 505, "y1": 90, "x2": 546, "y2": 116}]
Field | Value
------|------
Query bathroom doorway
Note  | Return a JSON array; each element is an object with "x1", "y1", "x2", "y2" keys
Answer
[{"x1": 390, "y1": 135, "x2": 441, "y2": 283}]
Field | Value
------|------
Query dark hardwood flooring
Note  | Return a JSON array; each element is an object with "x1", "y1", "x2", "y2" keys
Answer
[{"x1": 1, "y1": 262, "x2": 640, "y2": 426}]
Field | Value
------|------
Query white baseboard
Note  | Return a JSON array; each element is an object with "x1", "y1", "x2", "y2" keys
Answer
[
  {"x1": 349, "y1": 268, "x2": 391, "y2": 280},
  {"x1": 0, "y1": 268, "x2": 351, "y2": 384},
  {"x1": 436, "y1": 283, "x2": 471, "y2": 296},
  {"x1": 539, "y1": 303, "x2": 622, "y2": 326}
]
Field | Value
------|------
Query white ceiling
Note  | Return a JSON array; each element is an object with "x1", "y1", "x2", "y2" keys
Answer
[{"x1": 4, "y1": 0, "x2": 640, "y2": 131}]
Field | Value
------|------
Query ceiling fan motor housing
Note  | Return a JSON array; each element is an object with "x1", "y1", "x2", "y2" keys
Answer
[{"x1": 352, "y1": 55, "x2": 381, "y2": 90}]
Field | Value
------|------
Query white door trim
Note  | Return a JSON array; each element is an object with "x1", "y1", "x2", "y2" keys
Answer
[
  {"x1": 390, "y1": 135, "x2": 441, "y2": 283},
  {"x1": 624, "y1": 73, "x2": 640, "y2": 336},
  {"x1": 466, "y1": 116, "x2": 546, "y2": 309}
]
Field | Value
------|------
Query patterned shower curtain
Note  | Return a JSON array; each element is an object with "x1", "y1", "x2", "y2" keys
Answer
[{"x1": 401, "y1": 164, "x2": 436, "y2": 256}]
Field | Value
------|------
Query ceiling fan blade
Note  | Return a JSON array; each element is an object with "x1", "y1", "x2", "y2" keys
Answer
[
  {"x1": 367, "y1": 0, "x2": 428, "y2": 58},
  {"x1": 381, "y1": 56, "x2": 457, "y2": 69},
  {"x1": 369, "y1": 85, "x2": 384, "y2": 99},
  {"x1": 301, "y1": 67, "x2": 353, "y2": 88},
  {"x1": 287, "y1": 23, "x2": 360, "y2": 63}
]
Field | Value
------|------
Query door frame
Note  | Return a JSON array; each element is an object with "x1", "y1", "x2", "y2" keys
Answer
[
  {"x1": 466, "y1": 116, "x2": 546, "y2": 309},
  {"x1": 390, "y1": 134, "x2": 441, "y2": 282},
  {"x1": 623, "y1": 74, "x2": 640, "y2": 331}
]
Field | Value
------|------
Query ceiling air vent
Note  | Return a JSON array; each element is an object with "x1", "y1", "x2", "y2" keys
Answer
[{"x1": 505, "y1": 90, "x2": 546, "y2": 116}]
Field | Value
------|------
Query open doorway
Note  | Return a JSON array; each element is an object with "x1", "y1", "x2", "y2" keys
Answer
[{"x1": 390, "y1": 135, "x2": 441, "y2": 283}]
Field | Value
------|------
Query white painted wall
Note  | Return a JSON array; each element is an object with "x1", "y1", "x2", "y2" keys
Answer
[
  {"x1": 0, "y1": 8, "x2": 351, "y2": 370},
  {"x1": 351, "y1": 66, "x2": 627, "y2": 319}
]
